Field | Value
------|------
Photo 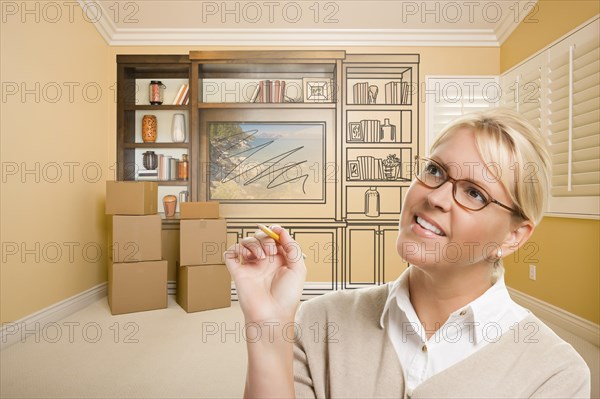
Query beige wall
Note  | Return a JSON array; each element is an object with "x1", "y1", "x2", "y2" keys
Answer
[
  {"x1": 500, "y1": 1, "x2": 599, "y2": 324},
  {"x1": 1, "y1": 9, "x2": 110, "y2": 324}
]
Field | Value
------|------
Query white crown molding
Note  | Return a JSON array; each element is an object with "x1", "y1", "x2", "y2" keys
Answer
[
  {"x1": 101, "y1": 27, "x2": 500, "y2": 47},
  {"x1": 77, "y1": 0, "x2": 117, "y2": 44},
  {"x1": 495, "y1": 0, "x2": 537, "y2": 45},
  {"x1": 0, "y1": 283, "x2": 107, "y2": 350},
  {"x1": 79, "y1": 0, "x2": 535, "y2": 47},
  {"x1": 508, "y1": 287, "x2": 600, "y2": 347}
]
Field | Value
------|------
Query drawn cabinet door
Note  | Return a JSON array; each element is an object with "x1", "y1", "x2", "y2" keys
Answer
[
  {"x1": 291, "y1": 228, "x2": 339, "y2": 294},
  {"x1": 345, "y1": 226, "x2": 377, "y2": 288}
]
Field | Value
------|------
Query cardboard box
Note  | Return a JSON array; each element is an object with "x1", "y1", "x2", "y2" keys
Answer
[
  {"x1": 112, "y1": 214, "x2": 162, "y2": 263},
  {"x1": 105, "y1": 181, "x2": 158, "y2": 215},
  {"x1": 180, "y1": 219, "x2": 227, "y2": 266},
  {"x1": 108, "y1": 260, "x2": 168, "y2": 315},
  {"x1": 162, "y1": 228, "x2": 180, "y2": 282},
  {"x1": 180, "y1": 202, "x2": 220, "y2": 219},
  {"x1": 177, "y1": 264, "x2": 231, "y2": 313}
]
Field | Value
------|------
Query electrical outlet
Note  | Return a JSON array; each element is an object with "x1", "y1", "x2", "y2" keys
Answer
[{"x1": 529, "y1": 264, "x2": 536, "y2": 280}]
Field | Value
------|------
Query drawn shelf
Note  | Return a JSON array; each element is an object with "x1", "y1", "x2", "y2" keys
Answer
[
  {"x1": 345, "y1": 65, "x2": 416, "y2": 106},
  {"x1": 342, "y1": 54, "x2": 419, "y2": 231}
]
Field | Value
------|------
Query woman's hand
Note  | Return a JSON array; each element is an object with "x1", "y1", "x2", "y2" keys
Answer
[
  {"x1": 225, "y1": 226, "x2": 305, "y2": 398},
  {"x1": 224, "y1": 225, "x2": 307, "y2": 324}
]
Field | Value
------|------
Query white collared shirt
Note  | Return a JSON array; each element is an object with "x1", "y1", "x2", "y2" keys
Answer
[{"x1": 379, "y1": 268, "x2": 530, "y2": 394}]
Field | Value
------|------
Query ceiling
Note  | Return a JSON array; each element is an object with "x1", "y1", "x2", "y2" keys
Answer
[{"x1": 80, "y1": 0, "x2": 536, "y2": 46}]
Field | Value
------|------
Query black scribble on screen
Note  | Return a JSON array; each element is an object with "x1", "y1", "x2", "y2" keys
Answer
[{"x1": 210, "y1": 127, "x2": 309, "y2": 194}]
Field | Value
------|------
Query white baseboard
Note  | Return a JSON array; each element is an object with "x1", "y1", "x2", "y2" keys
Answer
[
  {"x1": 508, "y1": 287, "x2": 600, "y2": 346},
  {"x1": 0, "y1": 283, "x2": 107, "y2": 350}
]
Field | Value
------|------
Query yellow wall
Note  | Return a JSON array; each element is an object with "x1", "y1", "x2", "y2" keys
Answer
[
  {"x1": 501, "y1": 0, "x2": 600, "y2": 72},
  {"x1": 505, "y1": 217, "x2": 599, "y2": 323},
  {"x1": 1, "y1": 9, "x2": 110, "y2": 324},
  {"x1": 500, "y1": 1, "x2": 599, "y2": 324}
]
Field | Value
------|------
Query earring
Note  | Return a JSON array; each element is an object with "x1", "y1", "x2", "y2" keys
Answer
[{"x1": 497, "y1": 247, "x2": 503, "y2": 259}]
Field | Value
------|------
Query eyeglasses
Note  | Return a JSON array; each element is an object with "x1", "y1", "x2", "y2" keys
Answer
[{"x1": 414, "y1": 156, "x2": 524, "y2": 217}]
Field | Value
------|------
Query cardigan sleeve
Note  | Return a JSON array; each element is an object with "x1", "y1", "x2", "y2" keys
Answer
[
  {"x1": 529, "y1": 361, "x2": 591, "y2": 399},
  {"x1": 293, "y1": 338, "x2": 317, "y2": 399}
]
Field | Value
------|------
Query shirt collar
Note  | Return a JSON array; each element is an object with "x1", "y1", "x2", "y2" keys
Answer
[
  {"x1": 379, "y1": 268, "x2": 410, "y2": 328},
  {"x1": 458, "y1": 268, "x2": 513, "y2": 343},
  {"x1": 380, "y1": 267, "x2": 514, "y2": 344}
]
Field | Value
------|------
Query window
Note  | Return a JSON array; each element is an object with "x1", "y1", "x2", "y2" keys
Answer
[
  {"x1": 425, "y1": 76, "x2": 499, "y2": 154},
  {"x1": 500, "y1": 53, "x2": 544, "y2": 134}
]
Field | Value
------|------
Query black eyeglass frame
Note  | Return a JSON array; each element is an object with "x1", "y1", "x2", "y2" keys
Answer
[{"x1": 414, "y1": 156, "x2": 525, "y2": 218}]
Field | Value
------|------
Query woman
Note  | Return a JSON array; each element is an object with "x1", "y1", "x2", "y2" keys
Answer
[{"x1": 224, "y1": 108, "x2": 591, "y2": 398}]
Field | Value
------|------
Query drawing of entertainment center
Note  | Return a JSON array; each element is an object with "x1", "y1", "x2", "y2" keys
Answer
[{"x1": 116, "y1": 51, "x2": 419, "y2": 296}]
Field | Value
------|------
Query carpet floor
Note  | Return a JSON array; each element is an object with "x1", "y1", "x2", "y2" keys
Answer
[{"x1": 1, "y1": 296, "x2": 247, "y2": 398}]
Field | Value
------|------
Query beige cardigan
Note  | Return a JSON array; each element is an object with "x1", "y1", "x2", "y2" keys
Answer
[{"x1": 293, "y1": 285, "x2": 590, "y2": 398}]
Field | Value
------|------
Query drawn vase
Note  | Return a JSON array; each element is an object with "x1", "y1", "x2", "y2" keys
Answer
[
  {"x1": 171, "y1": 113, "x2": 186, "y2": 143},
  {"x1": 365, "y1": 187, "x2": 380, "y2": 217},
  {"x1": 142, "y1": 115, "x2": 157, "y2": 143},
  {"x1": 142, "y1": 151, "x2": 158, "y2": 170},
  {"x1": 368, "y1": 85, "x2": 379, "y2": 104},
  {"x1": 383, "y1": 164, "x2": 398, "y2": 180},
  {"x1": 380, "y1": 118, "x2": 397, "y2": 142}
]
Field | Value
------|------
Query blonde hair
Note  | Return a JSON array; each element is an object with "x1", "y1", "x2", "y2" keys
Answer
[{"x1": 430, "y1": 108, "x2": 551, "y2": 279}]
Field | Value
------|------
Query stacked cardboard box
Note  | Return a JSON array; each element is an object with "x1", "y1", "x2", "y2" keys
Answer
[
  {"x1": 105, "y1": 181, "x2": 168, "y2": 315},
  {"x1": 177, "y1": 202, "x2": 231, "y2": 313}
]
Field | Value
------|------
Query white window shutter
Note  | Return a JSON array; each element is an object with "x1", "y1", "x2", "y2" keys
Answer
[
  {"x1": 426, "y1": 77, "x2": 499, "y2": 152},
  {"x1": 548, "y1": 21, "x2": 600, "y2": 198},
  {"x1": 501, "y1": 17, "x2": 599, "y2": 217},
  {"x1": 500, "y1": 53, "x2": 544, "y2": 132},
  {"x1": 500, "y1": 69, "x2": 519, "y2": 112},
  {"x1": 519, "y1": 61, "x2": 543, "y2": 132}
]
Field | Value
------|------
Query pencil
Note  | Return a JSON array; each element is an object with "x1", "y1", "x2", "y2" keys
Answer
[{"x1": 257, "y1": 224, "x2": 308, "y2": 260}]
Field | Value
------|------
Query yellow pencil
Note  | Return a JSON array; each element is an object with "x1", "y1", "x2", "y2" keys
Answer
[{"x1": 257, "y1": 224, "x2": 308, "y2": 259}]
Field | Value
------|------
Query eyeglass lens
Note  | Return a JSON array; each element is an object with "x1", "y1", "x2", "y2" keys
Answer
[{"x1": 416, "y1": 158, "x2": 490, "y2": 210}]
